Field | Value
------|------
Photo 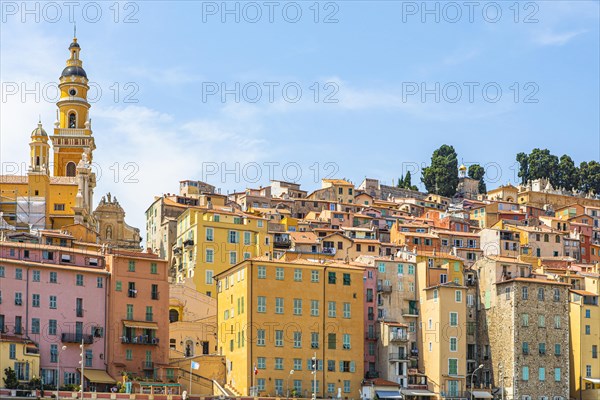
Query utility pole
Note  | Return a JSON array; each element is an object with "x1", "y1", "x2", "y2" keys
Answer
[{"x1": 79, "y1": 339, "x2": 85, "y2": 400}]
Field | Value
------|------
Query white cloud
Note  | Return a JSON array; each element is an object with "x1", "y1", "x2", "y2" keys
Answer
[{"x1": 533, "y1": 29, "x2": 587, "y2": 46}]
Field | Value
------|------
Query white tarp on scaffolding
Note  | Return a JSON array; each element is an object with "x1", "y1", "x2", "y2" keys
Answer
[{"x1": 16, "y1": 197, "x2": 46, "y2": 230}]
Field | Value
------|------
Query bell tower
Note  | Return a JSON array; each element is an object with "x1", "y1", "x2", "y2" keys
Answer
[{"x1": 50, "y1": 36, "x2": 96, "y2": 177}]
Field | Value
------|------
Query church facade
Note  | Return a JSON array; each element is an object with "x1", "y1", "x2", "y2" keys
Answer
[{"x1": 0, "y1": 36, "x2": 140, "y2": 250}]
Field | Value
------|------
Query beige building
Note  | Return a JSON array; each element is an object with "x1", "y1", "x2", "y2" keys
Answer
[
  {"x1": 93, "y1": 193, "x2": 141, "y2": 250},
  {"x1": 475, "y1": 256, "x2": 570, "y2": 399}
]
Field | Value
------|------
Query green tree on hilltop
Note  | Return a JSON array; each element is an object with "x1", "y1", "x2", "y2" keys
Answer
[{"x1": 422, "y1": 145, "x2": 458, "y2": 197}]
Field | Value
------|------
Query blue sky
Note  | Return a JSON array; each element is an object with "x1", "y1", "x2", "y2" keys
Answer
[{"x1": 1, "y1": 1, "x2": 599, "y2": 232}]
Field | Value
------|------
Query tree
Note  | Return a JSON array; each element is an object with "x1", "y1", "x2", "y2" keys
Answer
[
  {"x1": 398, "y1": 171, "x2": 418, "y2": 191},
  {"x1": 422, "y1": 144, "x2": 458, "y2": 197},
  {"x1": 516, "y1": 152, "x2": 529, "y2": 184},
  {"x1": 3, "y1": 367, "x2": 18, "y2": 389},
  {"x1": 468, "y1": 164, "x2": 487, "y2": 194},
  {"x1": 556, "y1": 155, "x2": 579, "y2": 191},
  {"x1": 527, "y1": 148, "x2": 559, "y2": 186},
  {"x1": 579, "y1": 161, "x2": 600, "y2": 194}
]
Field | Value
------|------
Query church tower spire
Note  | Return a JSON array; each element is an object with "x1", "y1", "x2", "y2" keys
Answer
[{"x1": 50, "y1": 35, "x2": 96, "y2": 177}]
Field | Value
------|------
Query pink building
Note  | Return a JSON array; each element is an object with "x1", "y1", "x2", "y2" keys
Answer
[
  {"x1": 0, "y1": 232, "x2": 110, "y2": 390},
  {"x1": 363, "y1": 264, "x2": 378, "y2": 378}
]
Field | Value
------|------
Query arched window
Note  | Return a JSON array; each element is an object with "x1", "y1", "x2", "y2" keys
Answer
[
  {"x1": 69, "y1": 112, "x2": 76, "y2": 128},
  {"x1": 169, "y1": 309, "x2": 179, "y2": 323},
  {"x1": 66, "y1": 161, "x2": 76, "y2": 177},
  {"x1": 36, "y1": 156, "x2": 40, "y2": 166}
]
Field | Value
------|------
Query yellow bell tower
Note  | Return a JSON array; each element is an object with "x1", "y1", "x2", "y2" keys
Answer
[{"x1": 50, "y1": 36, "x2": 96, "y2": 177}]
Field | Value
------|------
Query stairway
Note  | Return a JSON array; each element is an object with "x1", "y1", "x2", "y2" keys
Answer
[{"x1": 224, "y1": 383, "x2": 242, "y2": 397}]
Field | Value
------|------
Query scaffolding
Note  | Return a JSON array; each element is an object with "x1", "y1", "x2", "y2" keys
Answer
[{"x1": 16, "y1": 196, "x2": 46, "y2": 230}]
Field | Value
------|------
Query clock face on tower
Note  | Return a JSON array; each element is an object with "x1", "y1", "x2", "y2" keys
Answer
[{"x1": 69, "y1": 88, "x2": 77, "y2": 96}]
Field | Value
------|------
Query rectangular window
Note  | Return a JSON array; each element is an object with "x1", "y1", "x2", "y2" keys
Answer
[
  {"x1": 343, "y1": 334, "x2": 351, "y2": 350},
  {"x1": 311, "y1": 270, "x2": 319, "y2": 282},
  {"x1": 257, "y1": 296, "x2": 266, "y2": 312},
  {"x1": 228, "y1": 230, "x2": 239, "y2": 244},
  {"x1": 275, "y1": 297, "x2": 284, "y2": 314},
  {"x1": 14, "y1": 292, "x2": 22, "y2": 306},
  {"x1": 128, "y1": 260, "x2": 136, "y2": 272},
  {"x1": 448, "y1": 359, "x2": 458, "y2": 375},
  {"x1": 76, "y1": 274, "x2": 84, "y2": 286},
  {"x1": 206, "y1": 249, "x2": 214, "y2": 263},
  {"x1": 538, "y1": 315, "x2": 545, "y2": 328},
  {"x1": 293, "y1": 331, "x2": 302, "y2": 348},
  {"x1": 310, "y1": 332, "x2": 320, "y2": 349},
  {"x1": 50, "y1": 271, "x2": 57, "y2": 283},
  {"x1": 275, "y1": 330, "x2": 283, "y2": 347},
  {"x1": 49, "y1": 320, "x2": 57, "y2": 335},
  {"x1": 539, "y1": 367, "x2": 545, "y2": 381},
  {"x1": 328, "y1": 272, "x2": 336, "y2": 284},
  {"x1": 116, "y1": 281, "x2": 122, "y2": 291},
  {"x1": 294, "y1": 358, "x2": 302, "y2": 371},
  {"x1": 85, "y1": 349, "x2": 93, "y2": 367},
  {"x1": 328, "y1": 333, "x2": 336, "y2": 350},
  {"x1": 96, "y1": 277, "x2": 103, "y2": 288},
  {"x1": 522, "y1": 313, "x2": 529, "y2": 327},
  {"x1": 16, "y1": 268, "x2": 22, "y2": 280},
  {"x1": 343, "y1": 381, "x2": 351, "y2": 393},
  {"x1": 554, "y1": 315, "x2": 561, "y2": 329},
  {"x1": 538, "y1": 288, "x2": 545, "y2": 301},
  {"x1": 126, "y1": 349, "x2": 133, "y2": 360},
  {"x1": 50, "y1": 344, "x2": 58, "y2": 363},
  {"x1": 150, "y1": 263, "x2": 157, "y2": 274},
  {"x1": 32, "y1": 270, "x2": 40, "y2": 282},
  {"x1": 0, "y1": 266, "x2": 4, "y2": 277},
  {"x1": 31, "y1": 318, "x2": 40, "y2": 334},
  {"x1": 274, "y1": 357, "x2": 283, "y2": 370},
  {"x1": 593, "y1": 345, "x2": 598, "y2": 359},
  {"x1": 539, "y1": 343, "x2": 546, "y2": 355},
  {"x1": 49, "y1": 295, "x2": 57, "y2": 309},
  {"x1": 343, "y1": 273, "x2": 351, "y2": 285},
  {"x1": 522, "y1": 342, "x2": 529, "y2": 355},
  {"x1": 555, "y1": 344, "x2": 561, "y2": 356},
  {"x1": 328, "y1": 301, "x2": 336, "y2": 317},
  {"x1": 229, "y1": 251, "x2": 237, "y2": 265},
  {"x1": 408, "y1": 265, "x2": 415, "y2": 275},
  {"x1": 311, "y1": 300, "x2": 319, "y2": 316},
  {"x1": 343, "y1": 302, "x2": 351, "y2": 318},
  {"x1": 450, "y1": 337, "x2": 457, "y2": 352},
  {"x1": 522, "y1": 366, "x2": 529, "y2": 381},
  {"x1": 449, "y1": 312, "x2": 458, "y2": 326},
  {"x1": 257, "y1": 329, "x2": 265, "y2": 346},
  {"x1": 554, "y1": 368, "x2": 561, "y2": 382},
  {"x1": 9, "y1": 344, "x2": 16, "y2": 359},
  {"x1": 294, "y1": 268, "x2": 302, "y2": 281},
  {"x1": 257, "y1": 357, "x2": 266, "y2": 369},
  {"x1": 276, "y1": 268, "x2": 284, "y2": 280},
  {"x1": 257, "y1": 266, "x2": 266, "y2": 279},
  {"x1": 455, "y1": 290, "x2": 462, "y2": 302},
  {"x1": 126, "y1": 304, "x2": 133, "y2": 320},
  {"x1": 293, "y1": 298, "x2": 302, "y2": 315},
  {"x1": 32, "y1": 294, "x2": 40, "y2": 308}
]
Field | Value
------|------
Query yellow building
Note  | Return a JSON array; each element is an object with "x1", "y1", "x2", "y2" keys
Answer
[
  {"x1": 0, "y1": 336, "x2": 40, "y2": 385},
  {"x1": 570, "y1": 274, "x2": 600, "y2": 400},
  {"x1": 416, "y1": 253, "x2": 467, "y2": 398},
  {"x1": 0, "y1": 36, "x2": 96, "y2": 231},
  {"x1": 173, "y1": 198, "x2": 271, "y2": 297},
  {"x1": 215, "y1": 258, "x2": 365, "y2": 397}
]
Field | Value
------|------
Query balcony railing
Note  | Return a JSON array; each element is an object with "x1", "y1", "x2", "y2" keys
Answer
[
  {"x1": 142, "y1": 361, "x2": 154, "y2": 370},
  {"x1": 390, "y1": 332, "x2": 408, "y2": 342},
  {"x1": 377, "y1": 285, "x2": 392, "y2": 293},
  {"x1": 440, "y1": 391, "x2": 468, "y2": 399},
  {"x1": 62, "y1": 333, "x2": 94, "y2": 344},
  {"x1": 128, "y1": 289, "x2": 137, "y2": 298},
  {"x1": 322, "y1": 247, "x2": 337, "y2": 255},
  {"x1": 183, "y1": 239, "x2": 194, "y2": 248},
  {"x1": 389, "y1": 353, "x2": 409, "y2": 361},
  {"x1": 365, "y1": 333, "x2": 378, "y2": 340},
  {"x1": 403, "y1": 308, "x2": 419, "y2": 317},
  {"x1": 274, "y1": 239, "x2": 291, "y2": 249},
  {"x1": 122, "y1": 336, "x2": 159, "y2": 345}
]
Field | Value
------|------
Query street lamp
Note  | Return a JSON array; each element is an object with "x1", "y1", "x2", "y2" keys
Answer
[
  {"x1": 470, "y1": 364, "x2": 484, "y2": 400},
  {"x1": 287, "y1": 370, "x2": 295, "y2": 400},
  {"x1": 56, "y1": 345, "x2": 67, "y2": 400}
]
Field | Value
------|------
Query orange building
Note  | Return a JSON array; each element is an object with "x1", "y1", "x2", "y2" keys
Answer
[{"x1": 106, "y1": 250, "x2": 171, "y2": 381}]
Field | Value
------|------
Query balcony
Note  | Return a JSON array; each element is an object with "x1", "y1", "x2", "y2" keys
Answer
[
  {"x1": 62, "y1": 333, "x2": 94, "y2": 344},
  {"x1": 389, "y1": 353, "x2": 409, "y2": 362},
  {"x1": 121, "y1": 336, "x2": 159, "y2": 345},
  {"x1": 322, "y1": 247, "x2": 337, "y2": 255},
  {"x1": 274, "y1": 238, "x2": 291, "y2": 249},
  {"x1": 365, "y1": 371, "x2": 380, "y2": 379},
  {"x1": 402, "y1": 308, "x2": 419, "y2": 317},
  {"x1": 378, "y1": 284, "x2": 392, "y2": 294},
  {"x1": 183, "y1": 239, "x2": 194, "y2": 248},
  {"x1": 365, "y1": 333, "x2": 378, "y2": 340},
  {"x1": 128, "y1": 289, "x2": 137, "y2": 298},
  {"x1": 142, "y1": 361, "x2": 154, "y2": 370},
  {"x1": 390, "y1": 332, "x2": 408, "y2": 342},
  {"x1": 410, "y1": 348, "x2": 419, "y2": 357},
  {"x1": 441, "y1": 391, "x2": 468, "y2": 399}
]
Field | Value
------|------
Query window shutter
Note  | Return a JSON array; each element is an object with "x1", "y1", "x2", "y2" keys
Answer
[{"x1": 350, "y1": 361, "x2": 355, "y2": 372}]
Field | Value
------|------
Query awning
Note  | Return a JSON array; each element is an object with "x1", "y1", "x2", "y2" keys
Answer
[
  {"x1": 584, "y1": 377, "x2": 600, "y2": 384},
  {"x1": 123, "y1": 320, "x2": 158, "y2": 329},
  {"x1": 376, "y1": 391, "x2": 403, "y2": 399},
  {"x1": 401, "y1": 389, "x2": 435, "y2": 397},
  {"x1": 471, "y1": 391, "x2": 494, "y2": 399},
  {"x1": 79, "y1": 369, "x2": 116, "y2": 384}
]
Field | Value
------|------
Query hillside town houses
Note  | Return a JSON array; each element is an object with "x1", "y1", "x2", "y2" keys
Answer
[{"x1": 2, "y1": 35, "x2": 600, "y2": 400}]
